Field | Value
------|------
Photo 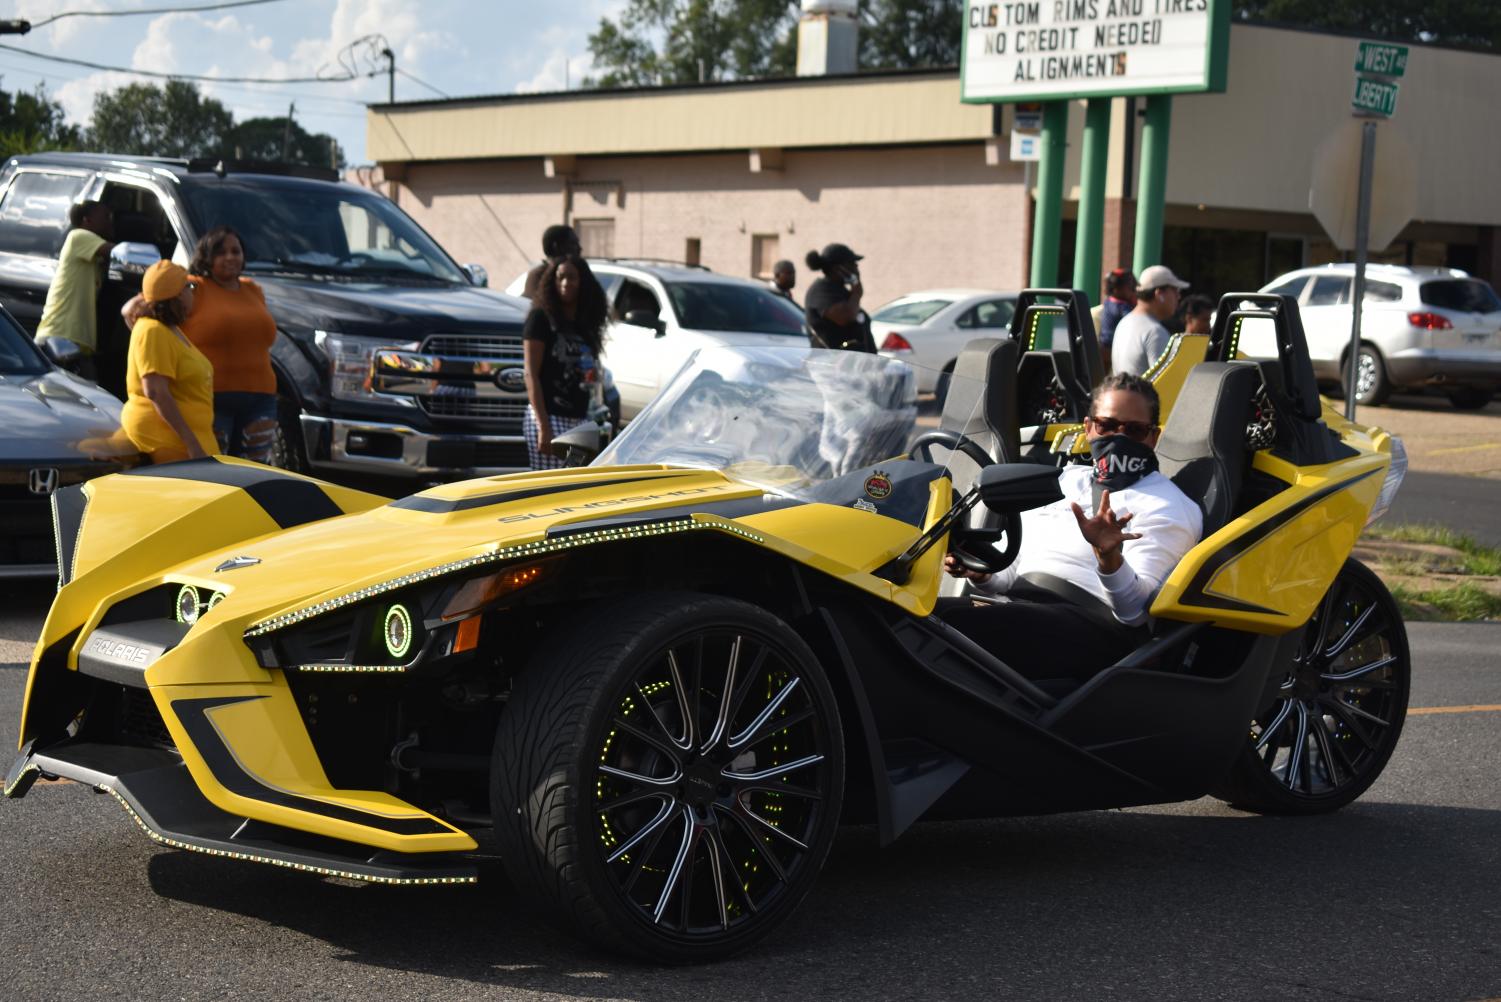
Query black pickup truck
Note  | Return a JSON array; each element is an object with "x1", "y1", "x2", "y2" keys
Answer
[{"x1": 0, "y1": 153, "x2": 547, "y2": 479}]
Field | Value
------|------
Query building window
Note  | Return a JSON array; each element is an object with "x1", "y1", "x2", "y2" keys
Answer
[
  {"x1": 575, "y1": 218, "x2": 615, "y2": 259},
  {"x1": 752, "y1": 233, "x2": 779, "y2": 279},
  {"x1": 685, "y1": 237, "x2": 701, "y2": 267}
]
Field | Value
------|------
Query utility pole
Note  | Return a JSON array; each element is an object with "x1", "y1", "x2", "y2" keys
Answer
[
  {"x1": 280, "y1": 101, "x2": 295, "y2": 161},
  {"x1": 381, "y1": 46, "x2": 395, "y2": 103}
]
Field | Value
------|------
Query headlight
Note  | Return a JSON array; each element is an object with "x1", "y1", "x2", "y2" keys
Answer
[
  {"x1": 1366, "y1": 435, "x2": 1407, "y2": 526},
  {"x1": 382, "y1": 603, "x2": 414, "y2": 659},
  {"x1": 314, "y1": 331, "x2": 420, "y2": 404},
  {"x1": 176, "y1": 584, "x2": 202, "y2": 624}
]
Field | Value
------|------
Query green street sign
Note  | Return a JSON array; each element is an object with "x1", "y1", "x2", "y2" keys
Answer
[
  {"x1": 1352, "y1": 75, "x2": 1399, "y2": 118},
  {"x1": 1355, "y1": 41, "x2": 1409, "y2": 78}
]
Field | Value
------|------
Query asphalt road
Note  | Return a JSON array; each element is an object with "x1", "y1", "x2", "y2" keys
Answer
[
  {"x1": 0, "y1": 590, "x2": 1497, "y2": 1002},
  {"x1": 1387, "y1": 470, "x2": 1501, "y2": 548}
]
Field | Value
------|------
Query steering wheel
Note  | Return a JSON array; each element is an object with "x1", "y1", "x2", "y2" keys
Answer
[{"x1": 909, "y1": 429, "x2": 993, "y2": 468}]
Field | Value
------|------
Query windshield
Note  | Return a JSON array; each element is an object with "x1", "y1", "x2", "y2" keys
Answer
[
  {"x1": 1421, "y1": 279, "x2": 1501, "y2": 313},
  {"x1": 872, "y1": 298, "x2": 953, "y2": 325},
  {"x1": 598, "y1": 346, "x2": 947, "y2": 499},
  {"x1": 181, "y1": 178, "x2": 467, "y2": 284},
  {"x1": 664, "y1": 281, "x2": 807, "y2": 336},
  {"x1": 0, "y1": 309, "x2": 48, "y2": 375}
]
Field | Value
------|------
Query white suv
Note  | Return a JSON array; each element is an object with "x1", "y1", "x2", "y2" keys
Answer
[
  {"x1": 1246, "y1": 264, "x2": 1501, "y2": 409},
  {"x1": 507, "y1": 261, "x2": 808, "y2": 418}
]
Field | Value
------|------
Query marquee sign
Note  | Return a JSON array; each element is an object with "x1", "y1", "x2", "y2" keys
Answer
[{"x1": 961, "y1": 0, "x2": 1230, "y2": 103}]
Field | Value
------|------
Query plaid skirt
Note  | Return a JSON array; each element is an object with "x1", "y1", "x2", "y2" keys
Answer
[{"x1": 523, "y1": 408, "x2": 589, "y2": 469}]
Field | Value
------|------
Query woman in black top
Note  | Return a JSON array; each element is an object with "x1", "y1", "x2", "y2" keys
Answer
[
  {"x1": 521, "y1": 254, "x2": 607, "y2": 468},
  {"x1": 803, "y1": 242, "x2": 875, "y2": 353}
]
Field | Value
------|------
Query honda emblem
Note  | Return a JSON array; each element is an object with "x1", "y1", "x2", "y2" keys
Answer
[{"x1": 28, "y1": 468, "x2": 59, "y2": 496}]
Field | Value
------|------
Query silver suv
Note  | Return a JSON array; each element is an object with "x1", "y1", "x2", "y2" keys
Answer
[{"x1": 1249, "y1": 264, "x2": 1501, "y2": 409}]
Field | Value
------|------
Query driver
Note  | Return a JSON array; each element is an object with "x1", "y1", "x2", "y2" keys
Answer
[{"x1": 940, "y1": 373, "x2": 1203, "y2": 683}]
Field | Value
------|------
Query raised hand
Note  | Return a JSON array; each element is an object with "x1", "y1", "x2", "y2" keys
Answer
[{"x1": 1070, "y1": 489, "x2": 1141, "y2": 574}]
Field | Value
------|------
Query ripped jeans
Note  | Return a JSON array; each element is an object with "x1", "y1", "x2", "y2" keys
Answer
[{"x1": 213, "y1": 391, "x2": 279, "y2": 465}]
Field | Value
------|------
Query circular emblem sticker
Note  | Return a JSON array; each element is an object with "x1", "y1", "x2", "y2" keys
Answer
[{"x1": 863, "y1": 473, "x2": 892, "y2": 501}]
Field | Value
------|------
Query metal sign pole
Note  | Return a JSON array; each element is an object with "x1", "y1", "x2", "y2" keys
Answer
[{"x1": 1345, "y1": 121, "x2": 1377, "y2": 421}]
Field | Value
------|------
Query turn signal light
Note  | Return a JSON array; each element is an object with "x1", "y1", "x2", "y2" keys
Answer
[
  {"x1": 441, "y1": 559, "x2": 554, "y2": 621},
  {"x1": 1407, "y1": 311, "x2": 1453, "y2": 330},
  {"x1": 880, "y1": 331, "x2": 914, "y2": 352}
]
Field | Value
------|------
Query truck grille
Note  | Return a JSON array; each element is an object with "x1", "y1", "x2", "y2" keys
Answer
[
  {"x1": 420, "y1": 333, "x2": 524, "y2": 360},
  {"x1": 418, "y1": 395, "x2": 528, "y2": 420}
]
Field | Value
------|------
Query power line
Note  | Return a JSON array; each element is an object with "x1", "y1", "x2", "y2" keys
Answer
[
  {"x1": 0, "y1": 41, "x2": 357, "y2": 84},
  {"x1": 396, "y1": 67, "x2": 448, "y2": 99},
  {"x1": 0, "y1": 57, "x2": 371, "y2": 111},
  {"x1": 27, "y1": 0, "x2": 290, "y2": 31}
]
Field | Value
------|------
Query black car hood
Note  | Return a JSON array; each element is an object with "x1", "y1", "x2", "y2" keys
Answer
[
  {"x1": 253, "y1": 275, "x2": 529, "y2": 337},
  {"x1": 0, "y1": 370, "x2": 131, "y2": 462}
]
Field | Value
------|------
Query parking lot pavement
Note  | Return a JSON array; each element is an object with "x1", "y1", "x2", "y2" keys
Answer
[
  {"x1": 2, "y1": 584, "x2": 1498, "y2": 1001},
  {"x1": 1356, "y1": 392, "x2": 1501, "y2": 479}
]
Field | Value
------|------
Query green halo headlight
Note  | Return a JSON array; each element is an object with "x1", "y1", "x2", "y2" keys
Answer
[
  {"x1": 175, "y1": 585, "x2": 202, "y2": 625},
  {"x1": 383, "y1": 604, "x2": 413, "y2": 660},
  {"x1": 207, "y1": 591, "x2": 226, "y2": 610}
]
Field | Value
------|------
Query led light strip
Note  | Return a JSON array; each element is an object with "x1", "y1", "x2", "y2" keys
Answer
[
  {"x1": 3, "y1": 763, "x2": 39, "y2": 798},
  {"x1": 244, "y1": 518, "x2": 765, "y2": 638},
  {"x1": 293, "y1": 664, "x2": 409, "y2": 674},
  {"x1": 104, "y1": 787, "x2": 477, "y2": 886}
]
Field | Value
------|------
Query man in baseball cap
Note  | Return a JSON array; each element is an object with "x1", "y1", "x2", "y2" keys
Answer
[{"x1": 1111, "y1": 264, "x2": 1189, "y2": 375}]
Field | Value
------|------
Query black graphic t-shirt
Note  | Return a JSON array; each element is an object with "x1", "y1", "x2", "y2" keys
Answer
[
  {"x1": 804, "y1": 277, "x2": 876, "y2": 353},
  {"x1": 522, "y1": 307, "x2": 597, "y2": 418}
]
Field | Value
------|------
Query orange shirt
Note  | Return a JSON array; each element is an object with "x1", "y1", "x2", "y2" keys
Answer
[{"x1": 182, "y1": 277, "x2": 277, "y2": 394}]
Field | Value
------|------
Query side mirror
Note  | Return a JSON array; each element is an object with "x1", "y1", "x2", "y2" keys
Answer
[
  {"x1": 550, "y1": 422, "x2": 604, "y2": 466},
  {"x1": 39, "y1": 336, "x2": 84, "y2": 370},
  {"x1": 978, "y1": 463, "x2": 1063, "y2": 514},
  {"x1": 463, "y1": 263, "x2": 489, "y2": 287},
  {"x1": 109, "y1": 241, "x2": 160, "y2": 275},
  {"x1": 624, "y1": 309, "x2": 665, "y2": 336}
]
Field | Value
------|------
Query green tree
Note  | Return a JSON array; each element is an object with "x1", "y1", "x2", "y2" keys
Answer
[
  {"x1": 227, "y1": 116, "x2": 345, "y2": 168},
  {"x1": 859, "y1": 0, "x2": 964, "y2": 70},
  {"x1": 587, "y1": 0, "x2": 801, "y2": 87},
  {"x1": 0, "y1": 82, "x2": 83, "y2": 157},
  {"x1": 1236, "y1": 1, "x2": 1501, "y2": 50},
  {"x1": 87, "y1": 80, "x2": 234, "y2": 157}
]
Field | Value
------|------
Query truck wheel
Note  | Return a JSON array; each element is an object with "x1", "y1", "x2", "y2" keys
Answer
[
  {"x1": 1213, "y1": 559, "x2": 1409, "y2": 815},
  {"x1": 492, "y1": 593, "x2": 844, "y2": 963},
  {"x1": 269, "y1": 391, "x2": 308, "y2": 472}
]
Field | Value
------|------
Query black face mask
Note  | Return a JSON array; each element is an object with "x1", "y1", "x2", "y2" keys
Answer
[{"x1": 1090, "y1": 434, "x2": 1159, "y2": 491}]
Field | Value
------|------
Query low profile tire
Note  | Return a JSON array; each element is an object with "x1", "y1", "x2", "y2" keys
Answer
[
  {"x1": 1352, "y1": 345, "x2": 1391, "y2": 407},
  {"x1": 492, "y1": 592, "x2": 845, "y2": 963},
  {"x1": 1446, "y1": 387, "x2": 1492, "y2": 410},
  {"x1": 269, "y1": 391, "x2": 308, "y2": 472},
  {"x1": 1214, "y1": 559, "x2": 1410, "y2": 815}
]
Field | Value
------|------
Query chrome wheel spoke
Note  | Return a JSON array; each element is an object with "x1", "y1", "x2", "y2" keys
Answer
[
  {"x1": 611, "y1": 714, "x2": 682, "y2": 763},
  {"x1": 1309, "y1": 714, "x2": 1343, "y2": 787},
  {"x1": 707, "y1": 821, "x2": 756, "y2": 916},
  {"x1": 1283, "y1": 702, "x2": 1310, "y2": 792},
  {"x1": 701, "y1": 635, "x2": 741, "y2": 753},
  {"x1": 600, "y1": 763, "x2": 680, "y2": 789},
  {"x1": 605, "y1": 796, "x2": 676, "y2": 864},
  {"x1": 1254, "y1": 700, "x2": 1294, "y2": 752},
  {"x1": 635, "y1": 682, "x2": 686, "y2": 752},
  {"x1": 1309, "y1": 579, "x2": 1344, "y2": 661},
  {"x1": 598, "y1": 785, "x2": 672, "y2": 815},
  {"x1": 742, "y1": 781, "x2": 822, "y2": 801},
  {"x1": 722, "y1": 804, "x2": 789, "y2": 882},
  {"x1": 622, "y1": 805, "x2": 676, "y2": 895},
  {"x1": 728, "y1": 681, "x2": 808, "y2": 751},
  {"x1": 1322, "y1": 698, "x2": 1379, "y2": 751},
  {"x1": 652, "y1": 808, "x2": 695, "y2": 925},
  {"x1": 666, "y1": 649, "x2": 697, "y2": 752},
  {"x1": 1321, "y1": 654, "x2": 1397, "y2": 685},
  {"x1": 1324, "y1": 602, "x2": 1379, "y2": 659},
  {"x1": 724, "y1": 752, "x2": 824, "y2": 785},
  {"x1": 726, "y1": 646, "x2": 771, "y2": 735},
  {"x1": 741, "y1": 803, "x2": 810, "y2": 851},
  {"x1": 704, "y1": 824, "x2": 729, "y2": 931}
]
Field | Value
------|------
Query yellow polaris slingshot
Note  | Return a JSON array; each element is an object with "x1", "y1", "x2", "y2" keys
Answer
[{"x1": 6, "y1": 293, "x2": 1409, "y2": 963}]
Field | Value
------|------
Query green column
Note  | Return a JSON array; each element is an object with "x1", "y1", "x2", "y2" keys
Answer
[
  {"x1": 1071, "y1": 98, "x2": 1110, "y2": 302},
  {"x1": 1029, "y1": 100, "x2": 1069, "y2": 290},
  {"x1": 1132, "y1": 94, "x2": 1172, "y2": 273}
]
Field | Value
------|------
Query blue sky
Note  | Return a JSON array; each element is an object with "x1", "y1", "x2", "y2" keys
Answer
[{"x1": 0, "y1": 0, "x2": 627, "y2": 163}]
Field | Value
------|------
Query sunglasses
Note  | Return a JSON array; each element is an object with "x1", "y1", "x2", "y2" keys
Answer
[{"x1": 1086, "y1": 415, "x2": 1158, "y2": 441}]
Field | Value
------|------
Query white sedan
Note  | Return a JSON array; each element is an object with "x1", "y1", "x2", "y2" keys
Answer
[{"x1": 872, "y1": 289, "x2": 1017, "y2": 398}]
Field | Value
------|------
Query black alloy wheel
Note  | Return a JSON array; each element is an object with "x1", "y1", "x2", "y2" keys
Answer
[
  {"x1": 492, "y1": 593, "x2": 844, "y2": 962},
  {"x1": 269, "y1": 391, "x2": 308, "y2": 472},
  {"x1": 1215, "y1": 559, "x2": 1410, "y2": 814}
]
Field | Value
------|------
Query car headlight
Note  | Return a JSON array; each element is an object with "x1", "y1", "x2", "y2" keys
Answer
[
  {"x1": 314, "y1": 330, "x2": 420, "y2": 404},
  {"x1": 174, "y1": 584, "x2": 227, "y2": 624},
  {"x1": 1366, "y1": 436, "x2": 1407, "y2": 526}
]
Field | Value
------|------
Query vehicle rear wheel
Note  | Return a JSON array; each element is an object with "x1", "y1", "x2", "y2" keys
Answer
[
  {"x1": 1214, "y1": 559, "x2": 1409, "y2": 815},
  {"x1": 492, "y1": 592, "x2": 844, "y2": 963},
  {"x1": 1352, "y1": 345, "x2": 1391, "y2": 406},
  {"x1": 1446, "y1": 387, "x2": 1492, "y2": 410}
]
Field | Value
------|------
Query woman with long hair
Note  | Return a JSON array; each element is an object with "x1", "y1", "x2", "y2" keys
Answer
[
  {"x1": 120, "y1": 261, "x2": 218, "y2": 464},
  {"x1": 521, "y1": 253, "x2": 607, "y2": 468}
]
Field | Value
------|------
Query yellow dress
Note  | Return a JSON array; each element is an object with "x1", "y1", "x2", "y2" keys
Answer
[{"x1": 121, "y1": 318, "x2": 219, "y2": 463}]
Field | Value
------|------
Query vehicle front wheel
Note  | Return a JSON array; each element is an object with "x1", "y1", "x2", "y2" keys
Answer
[
  {"x1": 492, "y1": 593, "x2": 844, "y2": 962},
  {"x1": 269, "y1": 391, "x2": 308, "y2": 472},
  {"x1": 1213, "y1": 559, "x2": 1409, "y2": 815},
  {"x1": 1446, "y1": 387, "x2": 1492, "y2": 410}
]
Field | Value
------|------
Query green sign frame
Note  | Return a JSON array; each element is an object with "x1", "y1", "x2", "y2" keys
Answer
[
  {"x1": 1355, "y1": 41, "x2": 1409, "y2": 78},
  {"x1": 1351, "y1": 75, "x2": 1399, "y2": 118},
  {"x1": 959, "y1": 0, "x2": 1230, "y2": 105}
]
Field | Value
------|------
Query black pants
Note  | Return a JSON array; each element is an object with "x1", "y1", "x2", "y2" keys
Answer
[{"x1": 936, "y1": 586, "x2": 1147, "y2": 683}]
